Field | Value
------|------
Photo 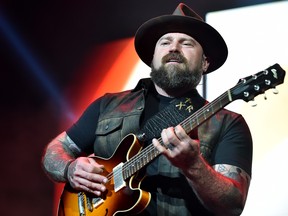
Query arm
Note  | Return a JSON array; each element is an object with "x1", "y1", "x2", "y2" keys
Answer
[
  {"x1": 152, "y1": 125, "x2": 250, "y2": 216},
  {"x1": 42, "y1": 131, "x2": 82, "y2": 182},
  {"x1": 41, "y1": 132, "x2": 107, "y2": 196},
  {"x1": 184, "y1": 159, "x2": 250, "y2": 215}
]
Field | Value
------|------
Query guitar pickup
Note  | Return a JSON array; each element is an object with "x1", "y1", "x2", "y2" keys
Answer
[{"x1": 113, "y1": 162, "x2": 126, "y2": 192}]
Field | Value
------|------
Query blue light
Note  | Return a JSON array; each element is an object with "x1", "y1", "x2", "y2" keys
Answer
[{"x1": 0, "y1": 11, "x2": 75, "y2": 121}]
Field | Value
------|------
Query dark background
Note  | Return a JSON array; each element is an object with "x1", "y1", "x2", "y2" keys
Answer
[{"x1": 0, "y1": 0, "x2": 281, "y2": 215}]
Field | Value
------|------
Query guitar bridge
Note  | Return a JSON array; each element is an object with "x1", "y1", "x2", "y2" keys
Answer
[
  {"x1": 113, "y1": 162, "x2": 126, "y2": 192},
  {"x1": 78, "y1": 192, "x2": 86, "y2": 216},
  {"x1": 87, "y1": 196, "x2": 104, "y2": 211}
]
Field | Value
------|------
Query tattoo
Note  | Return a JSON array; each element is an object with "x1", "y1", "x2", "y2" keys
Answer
[
  {"x1": 213, "y1": 164, "x2": 250, "y2": 185},
  {"x1": 42, "y1": 132, "x2": 83, "y2": 182},
  {"x1": 57, "y1": 133, "x2": 82, "y2": 156},
  {"x1": 213, "y1": 164, "x2": 251, "y2": 207}
]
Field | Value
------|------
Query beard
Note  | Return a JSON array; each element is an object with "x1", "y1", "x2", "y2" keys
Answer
[{"x1": 150, "y1": 53, "x2": 203, "y2": 94}]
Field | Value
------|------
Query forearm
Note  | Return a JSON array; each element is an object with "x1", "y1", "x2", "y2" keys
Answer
[
  {"x1": 41, "y1": 132, "x2": 82, "y2": 182},
  {"x1": 183, "y1": 156, "x2": 248, "y2": 216}
]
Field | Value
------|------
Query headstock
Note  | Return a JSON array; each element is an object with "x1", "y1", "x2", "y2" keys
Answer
[{"x1": 231, "y1": 63, "x2": 286, "y2": 102}]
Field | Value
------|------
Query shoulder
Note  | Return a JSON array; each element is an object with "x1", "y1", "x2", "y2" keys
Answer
[
  {"x1": 212, "y1": 108, "x2": 249, "y2": 128},
  {"x1": 96, "y1": 78, "x2": 152, "y2": 106},
  {"x1": 99, "y1": 89, "x2": 144, "y2": 107}
]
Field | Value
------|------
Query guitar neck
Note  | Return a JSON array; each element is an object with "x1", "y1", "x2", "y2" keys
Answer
[
  {"x1": 121, "y1": 89, "x2": 233, "y2": 180},
  {"x1": 181, "y1": 90, "x2": 232, "y2": 134}
]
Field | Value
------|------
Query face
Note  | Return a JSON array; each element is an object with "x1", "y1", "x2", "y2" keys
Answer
[{"x1": 150, "y1": 32, "x2": 209, "y2": 94}]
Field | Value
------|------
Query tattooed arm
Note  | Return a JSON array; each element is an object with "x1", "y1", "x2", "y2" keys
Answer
[
  {"x1": 185, "y1": 161, "x2": 250, "y2": 216},
  {"x1": 212, "y1": 164, "x2": 250, "y2": 209},
  {"x1": 153, "y1": 125, "x2": 251, "y2": 216},
  {"x1": 42, "y1": 132, "x2": 82, "y2": 182},
  {"x1": 41, "y1": 132, "x2": 107, "y2": 196}
]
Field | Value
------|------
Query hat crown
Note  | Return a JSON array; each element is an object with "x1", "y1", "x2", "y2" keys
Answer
[{"x1": 172, "y1": 3, "x2": 203, "y2": 21}]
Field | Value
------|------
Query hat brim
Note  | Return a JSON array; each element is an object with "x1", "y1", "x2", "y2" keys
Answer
[{"x1": 134, "y1": 15, "x2": 228, "y2": 74}]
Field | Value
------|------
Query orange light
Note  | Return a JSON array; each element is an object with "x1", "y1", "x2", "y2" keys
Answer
[{"x1": 54, "y1": 38, "x2": 140, "y2": 216}]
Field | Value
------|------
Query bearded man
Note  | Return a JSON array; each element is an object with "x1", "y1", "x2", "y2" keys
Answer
[{"x1": 42, "y1": 3, "x2": 252, "y2": 216}]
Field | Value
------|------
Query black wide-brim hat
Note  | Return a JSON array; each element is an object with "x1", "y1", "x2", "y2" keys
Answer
[{"x1": 134, "y1": 3, "x2": 228, "y2": 74}]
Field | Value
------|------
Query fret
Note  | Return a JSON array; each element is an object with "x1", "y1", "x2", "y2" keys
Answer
[
  {"x1": 196, "y1": 115, "x2": 199, "y2": 126},
  {"x1": 203, "y1": 107, "x2": 207, "y2": 120},
  {"x1": 144, "y1": 154, "x2": 148, "y2": 164},
  {"x1": 136, "y1": 160, "x2": 139, "y2": 170},
  {"x1": 219, "y1": 97, "x2": 222, "y2": 108},
  {"x1": 211, "y1": 103, "x2": 214, "y2": 114}
]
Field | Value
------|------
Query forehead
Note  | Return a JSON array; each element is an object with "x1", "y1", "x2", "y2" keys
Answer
[{"x1": 158, "y1": 32, "x2": 196, "y2": 42}]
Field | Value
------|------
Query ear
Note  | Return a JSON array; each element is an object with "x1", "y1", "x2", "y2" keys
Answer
[{"x1": 202, "y1": 55, "x2": 210, "y2": 73}]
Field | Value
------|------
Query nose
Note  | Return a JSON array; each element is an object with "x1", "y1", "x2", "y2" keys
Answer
[{"x1": 169, "y1": 41, "x2": 181, "y2": 52}]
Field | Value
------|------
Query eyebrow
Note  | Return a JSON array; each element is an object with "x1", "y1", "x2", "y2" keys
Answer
[
  {"x1": 159, "y1": 35, "x2": 173, "y2": 41},
  {"x1": 158, "y1": 35, "x2": 196, "y2": 43}
]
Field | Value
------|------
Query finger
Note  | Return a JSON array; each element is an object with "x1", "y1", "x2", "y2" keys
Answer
[
  {"x1": 174, "y1": 125, "x2": 189, "y2": 140},
  {"x1": 152, "y1": 138, "x2": 175, "y2": 160},
  {"x1": 161, "y1": 127, "x2": 179, "y2": 149},
  {"x1": 152, "y1": 138, "x2": 166, "y2": 153},
  {"x1": 79, "y1": 158, "x2": 105, "y2": 174},
  {"x1": 165, "y1": 127, "x2": 179, "y2": 142},
  {"x1": 174, "y1": 125, "x2": 198, "y2": 151},
  {"x1": 81, "y1": 169, "x2": 107, "y2": 183},
  {"x1": 72, "y1": 174, "x2": 107, "y2": 196},
  {"x1": 80, "y1": 185, "x2": 101, "y2": 196},
  {"x1": 161, "y1": 128, "x2": 169, "y2": 145},
  {"x1": 87, "y1": 157, "x2": 104, "y2": 169},
  {"x1": 71, "y1": 160, "x2": 108, "y2": 185},
  {"x1": 77, "y1": 181, "x2": 106, "y2": 196},
  {"x1": 159, "y1": 128, "x2": 178, "y2": 157}
]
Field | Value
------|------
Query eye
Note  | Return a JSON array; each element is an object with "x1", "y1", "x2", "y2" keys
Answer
[
  {"x1": 181, "y1": 39, "x2": 196, "y2": 47},
  {"x1": 182, "y1": 41, "x2": 194, "y2": 46},
  {"x1": 160, "y1": 40, "x2": 170, "y2": 46}
]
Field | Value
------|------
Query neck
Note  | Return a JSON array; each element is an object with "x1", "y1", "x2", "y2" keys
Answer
[
  {"x1": 154, "y1": 84, "x2": 195, "y2": 98},
  {"x1": 154, "y1": 84, "x2": 171, "y2": 97}
]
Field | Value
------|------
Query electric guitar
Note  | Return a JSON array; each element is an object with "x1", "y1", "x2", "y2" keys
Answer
[{"x1": 58, "y1": 63, "x2": 285, "y2": 216}]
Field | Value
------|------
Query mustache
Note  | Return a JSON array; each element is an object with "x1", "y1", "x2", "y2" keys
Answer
[{"x1": 162, "y1": 52, "x2": 187, "y2": 64}]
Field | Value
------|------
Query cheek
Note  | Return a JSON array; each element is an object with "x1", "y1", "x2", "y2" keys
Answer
[
  {"x1": 152, "y1": 53, "x2": 164, "y2": 68},
  {"x1": 186, "y1": 53, "x2": 202, "y2": 65}
]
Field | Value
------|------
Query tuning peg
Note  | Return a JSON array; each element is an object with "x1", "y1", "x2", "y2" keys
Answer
[
  {"x1": 249, "y1": 99, "x2": 257, "y2": 107},
  {"x1": 272, "y1": 88, "x2": 279, "y2": 94}
]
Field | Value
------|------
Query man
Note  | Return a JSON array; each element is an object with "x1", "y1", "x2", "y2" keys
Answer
[{"x1": 42, "y1": 3, "x2": 252, "y2": 216}]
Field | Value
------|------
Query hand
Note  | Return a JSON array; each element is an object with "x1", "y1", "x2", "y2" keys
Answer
[
  {"x1": 66, "y1": 157, "x2": 108, "y2": 196},
  {"x1": 152, "y1": 125, "x2": 201, "y2": 170}
]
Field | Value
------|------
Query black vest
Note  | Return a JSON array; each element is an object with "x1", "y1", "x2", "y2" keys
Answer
[{"x1": 93, "y1": 79, "x2": 240, "y2": 215}]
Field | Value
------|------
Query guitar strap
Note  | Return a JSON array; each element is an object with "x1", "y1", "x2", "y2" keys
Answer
[
  {"x1": 137, "y1": 89, "x2": 206, "y2": 145},
  {"x1": 137, "y1": 91, "x2": 209, "y2": 215}
]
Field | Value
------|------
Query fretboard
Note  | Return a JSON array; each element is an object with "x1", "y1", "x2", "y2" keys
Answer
[{"x1": 121, "y1": 89, "x2": 233, "y2": 180}]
